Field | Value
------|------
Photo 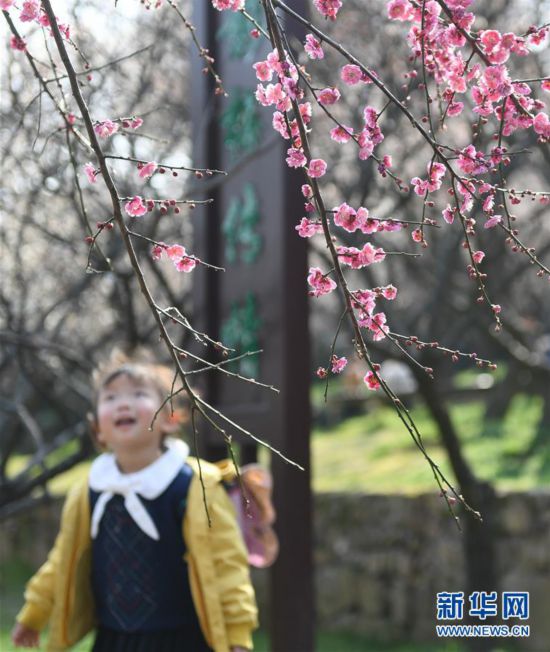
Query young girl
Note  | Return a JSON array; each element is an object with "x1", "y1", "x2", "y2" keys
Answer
[{"x1": 11, "y1": 352, "x2": 258, "y2": 651}]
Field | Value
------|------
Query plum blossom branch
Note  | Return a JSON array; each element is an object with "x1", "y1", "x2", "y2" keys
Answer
[
  {"x1": 42, "y1": 43, "x2": 155, "y2": 84},
  {"x1": 2, "y1": 11, "x2": 91, "y2": 151},
  {"x1": 126, "y1": 229, "x2": 225, "y2": 272},
  {"x1": 165, "y1": 0, "x2": 227, "y2": 97},
  {"x1": 258, "y1": 0, "x2": 476, "y2": 524},
  {"x1": 389, "y1": 333, "x2": 497, "y2": 369},
  {"x1": 105, "y1": 155, "x2": 227, "y2": 176},
  {"x1": 35, "y1": 0, "x2": 296, "y2": 476},
  {"x1": 156, "y1": 305, "x2": 232, "y2": 352}
]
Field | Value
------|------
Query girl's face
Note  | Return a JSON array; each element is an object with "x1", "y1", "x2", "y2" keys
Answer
[{"x1": 96, "y1": 373, "x2": 169, "y2": 455}]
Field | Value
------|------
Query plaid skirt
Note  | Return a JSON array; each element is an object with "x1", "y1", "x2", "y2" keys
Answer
[{"x1": 92, "y1": 625, "x2": 212, "y2": 652}]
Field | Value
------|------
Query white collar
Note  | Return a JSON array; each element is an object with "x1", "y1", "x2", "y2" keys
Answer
[{"x1": 89, "y1": 438, "x2": 189, "y2": 540}]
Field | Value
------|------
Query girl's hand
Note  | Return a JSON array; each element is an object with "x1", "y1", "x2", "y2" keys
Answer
[{"x1": 11, "y1": 623, "x2": 40, "y2": 648}]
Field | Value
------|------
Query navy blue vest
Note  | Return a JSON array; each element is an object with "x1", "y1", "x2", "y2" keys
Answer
[{"x1": 89, "y1": 463, "x2": 199, "y2": 633}]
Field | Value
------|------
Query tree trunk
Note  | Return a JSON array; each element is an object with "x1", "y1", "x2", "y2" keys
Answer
[
  {"x1": 414, "y1": 363, "x2": 499, "y2": 652},
  {"x1": 484, "y1": 361, "x2": 520, "y2": 423}
]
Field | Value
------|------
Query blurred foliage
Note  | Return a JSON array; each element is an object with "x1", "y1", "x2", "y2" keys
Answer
[{"x1": 312, "y1": 394, "x2": 549, "y2": 493}]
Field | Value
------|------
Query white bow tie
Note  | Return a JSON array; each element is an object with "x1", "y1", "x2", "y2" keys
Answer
[{"x1": 89, "y1": 438, "x2": 189, "y2": 541}]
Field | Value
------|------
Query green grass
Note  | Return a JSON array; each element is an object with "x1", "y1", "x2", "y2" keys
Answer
[{"x1": 312, "y1": 393, "x2": 550, "y2": 494}]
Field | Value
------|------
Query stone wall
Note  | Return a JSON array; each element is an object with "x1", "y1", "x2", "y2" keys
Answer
[
  {"x1": 311, "y1": 492, "x2": 550, "y2": 650},
  {"x1": 3, "y1": 491, "x2": 550, "y2": 651}
]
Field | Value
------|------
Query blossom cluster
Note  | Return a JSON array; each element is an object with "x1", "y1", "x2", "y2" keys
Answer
[
  {"x1": 211, "y1": 0, "x2": 244, "y2": 11},
  {"x1": 93, "y1": 117, "x2": 143, "y2": 138},
  {"x1": 351, "y1": 285, "x2": 397, "y2": 343},
  {"x1": 151, "y1": 243, "x2": 197, "y2": 273},
  {"x1": 388, "y1": 0, "x2": 548, "y2": 143},
  {"x1": 4, "y1": 0, "x2": 71, "y2": 41}
]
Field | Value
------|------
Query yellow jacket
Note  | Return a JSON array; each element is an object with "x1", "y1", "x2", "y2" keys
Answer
[{"x1": 16, "y1": 458, "x2": 258, "y2": 652}]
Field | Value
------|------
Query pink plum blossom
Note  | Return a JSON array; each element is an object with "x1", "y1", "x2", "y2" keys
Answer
[
  {"x1": 340, "y1": 64, "x2": 362, "y2": 85},
  {"x1": 175, "y1": 257, "x2": 197, "y2": 273},
  {"x1": 282, "y1": 77, "x2": 301, "y2": 102},
  {"x1": 484, "y1": 215, "x2": 502, "y2": 229},
  {"x1": 357, "y1": 207, "x2": 378, "y2": 234},
  {"x1": 352, "y1": 289, "x2": 376, "y2": 315},
  {"x1": 483, "y1": 194, "x2": 495, "y2": 212},
  {"x1": 138, "y1": 161, "x2": 158, "y2": 179},
  {"x1": 212, "y1": 0, "x2": 244, "y2": 10},
  {"x1": 412, "y1": 229, "x2": 423, "y2": 243},
  {"x1": 9, "y1": 35, "x2": 26, "y2": 50},
  {"x1": 382, "y1": 285, "x2": 398, "y2": 300},
  {"x1": 84, "y1": 163, "x2": 97, "y2": 184},
  {"x1": 472, "y1": 251, "x2": 485, "y2": 264},
  {"x1": 286, "y1": 148, "x2": 307, "y2": 168},
  {"x1": 166, "y1": 244, "x2": 197, "y2": 272},
  {"x1": 307, "y1": 267, "x2": 337, "y2": 297},
  {"x1": 442, "y1": 206, "x2": 455, "y2": 225},
  {"x1": 533, "y1": 113, "x2": 550, "y2": 139},
  {"x1": 363, "y1": 106, "x2": 378, "y2": 129},
  {"x1": 528, "y1": 27, "x2": 548, "y2": 46},
  {"x1": 337, "y1": 243, "x2": 386, "y2": 269},
  {"x1": 151, "y1": 244, "x2": 165, "y2": 261},
  {"x1": 318, "y1": 87, "x2": 340, "y2": 105},
  {"x1": 411, "y1": 161, "x2": 446, "y2": 195},
  {"x1": 57, "y1": 22, "x2": 71, "y2": 40},
  {"x1": 380, "y1": 220, "x2": 402, "y2": 233},
  {"x1": 253, "y1": 61, "x2": 272, "y2": 82},
  {"x1": 477, "y1": 65, "x2": 513, "y2": 102},
  {"x1": 299, "y1": 102, "x2": 312, "y2": 123},
  {"x1": 166, "y1": 244, "x2": 185, "y2": 260},
  {"x1": 264, "y1": 83, "x2": 285, "y2": 105},
  {"x1": 364, "y1": 371, "x2": 381, "y2": 391},
  {"x1": 447, "y1": 101, "x2": 464, "y2": 116},
  {"x1": 0, "y1": 0, "x2": 15, "y2": 8},
  {"x1": 19, "y1": 1, "x2": 39, "y2": 22},
  {"x1": 304, "y1": 34, "x2": 324, "y2": 59},
  {"x1": 387, "y1": 0, "x2": 412, "y2": 20},
  {"x1": 330, "y1": 125, "x2": 353, "y2": 143},
  {"x1": 457, "y1": 145, "x2": 489, "y2": 175},
  {"x1": 313, "y1": 0, "x2": 342, "y2": 20},
  {"x1": 333, "y1": 203, "x2": 359, "y2": 232},
  {"x1": 331, "y1": 356, "x2": 348, "y2": 374},
  {"x1": 308, "y1": 158, "x2": 327, "y2": 178},
  {"x1": 94, "y1": 120, "x2": 119, "y2": 138},
  {"x1": 272, "y1": 112, "x2": 289, "y2": 139},
  {"x1": 125, "y1": 196, "x2": 147, "y2": 217},
  {"x1": 358, "y1": 139, "x2": 374, "y2": 160},
  {"x1": 296, "y1": 218, "x2": 323, "y2": 238},
  {"x1": 365, "y1": 312, "x2": 389, "y2": 341},
  {"x1": 265, "y1": 49, "x2": 282, "y2": 75},
  {"x1": 360, "y1": 243, "x2": 386, "y2": 266}
]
